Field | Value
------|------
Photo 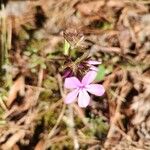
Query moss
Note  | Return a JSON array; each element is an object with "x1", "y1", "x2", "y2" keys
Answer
[
  {"x1": 26, "y1": 39, "x2": 46, "y2": 54},
  {"x1": 90, "y1": 117, "x2": 109, "y2": 140},
  {"x1": 43, "y1": 110, "x2": 58, "y2": 127},
  {"x1": 39, "y1": 90, "x2": 53, "y2": 101},
  {"x1": 74, "y1": 116, "x2": 84, "y2": 128},
  {"x1": 43, "y1": 105, "x2": 63, "y2": 128},
  {"x1": 82, "y1": 117, "x2": 109, "y2": 140},
  {"x1": 43, "y1": 76, "x2": 58, "y2": 91},
  {"x1": 50, "y1": 139, "x2": 74, "y2": 150},
  {"x1": 28, "y1": 54, "x2": 46, "y2": 71},
  {"x1": 18, "y1": 29, "x2": 30, "y2": 40}
]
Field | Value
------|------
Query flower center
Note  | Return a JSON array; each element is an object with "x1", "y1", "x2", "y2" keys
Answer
[{"x1": 79, "y1": 84, "x2": 85, "y2": 89}]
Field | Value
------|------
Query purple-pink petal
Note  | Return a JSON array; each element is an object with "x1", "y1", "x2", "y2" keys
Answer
[
  {"x1": 90, "y1": 66, "x2": 98, "y2": 72},
  {"x1": 64, "y1": 77, "x2": 81, "y2": 89},
  {"x1": 86, "y1": 84, "x2": 105, "y2": 96},
  {"x1": 87, "y1": 60, "x2": 101, "y2": 65},
  {"x1": 64, "y1": 89, "x2": 79, "y2": 104},
  {"x1": 82, "y1": 71, "x2": 97, "y2": 85},
  {"x1": 78, "y1": 89, "x2": 90, "y2": 108}
]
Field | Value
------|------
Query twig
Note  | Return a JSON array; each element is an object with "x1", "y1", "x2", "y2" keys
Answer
[
  {"x1": 48, "y1": 104, "x2": 66, "y2": 138},
  {"x1": 73, "y1": 103, "x2": 91, "y2": 128},
  {"x1": 67, "y1": 104, "x2": 80, "y2": 150},
  {"x1": 125, "y1": 0, "x2": 150, "y2": 4},
  {"x1": 104, "y1": 71, "x2": 132, "y2": 148},
  {"x1": 47, "y1": 135, "x2": 68, "y2": 145},
  {"x1": 90, "y1": 45, "x2": 121, "y2": 55},
  {"x1": 0, "y1": 97, "x2": 8, "y2": 111},
  {"x1": 48, "y1": 74, "x2": 66, "y2": 138}
]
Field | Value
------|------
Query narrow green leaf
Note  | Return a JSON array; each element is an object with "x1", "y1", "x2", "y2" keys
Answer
[
  {"x1": 95, "y1": 65, "x2": 106, "y2": 81},
  {"x1": 64, "y1": 40, "x2": 70, "y2": 55}
]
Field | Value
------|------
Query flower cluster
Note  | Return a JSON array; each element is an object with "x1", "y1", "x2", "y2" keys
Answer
[{"x1": 64, "y1": 60, "x2": 105, "y2": 107}]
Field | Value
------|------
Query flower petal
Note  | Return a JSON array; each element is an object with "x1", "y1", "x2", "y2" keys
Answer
[
  {"x1": 86, "y1": 84, "x2": 105, "y2": 96},
  {"x1": 87, "y1": 60, "x2": 101, "y2": 65},
  {"x1": 65, "y1": 89, "x2": 79, "y2": 104},
  {"x1": 78, "y1": 89, "x2": 90, "y2": 108},
  {"x1": 90, "y1": 66, "x2": 98, "y2": 72},
  {"x1": 64, "y1": 77, "x2": 81, "y2": 89},
  {"x1": 82, "y1": 71, "x2": 97, "y2": 85}
]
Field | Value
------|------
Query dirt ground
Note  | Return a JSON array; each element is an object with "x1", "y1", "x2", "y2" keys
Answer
[{"x1": 0, "y1": 0, "x2": 150, "y2": 150}]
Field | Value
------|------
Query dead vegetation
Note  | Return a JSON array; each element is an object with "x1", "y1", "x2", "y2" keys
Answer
[{"x1": 0, "y1": 0, "x2": 150, "y2": 149}]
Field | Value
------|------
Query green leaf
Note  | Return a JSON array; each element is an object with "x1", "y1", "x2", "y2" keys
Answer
[
  {"x1": 95, "y1": 65, "x2": 106, "y2": 81},
  {"x1": 70, "y1": 48, "x2": 77, "y2": 58},
  {"x1": 102, "y1": 22, "x2": 113, "y2": 30},
  {"x1": 63, "y1": 40, "x2": 70, "y2": 55},
  {"x1": 0, "y1": 120, "x2": 6, "y2": 125}
]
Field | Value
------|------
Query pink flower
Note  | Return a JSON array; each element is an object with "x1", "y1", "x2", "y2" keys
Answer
[
  {"x1": 87, "y1": 60, "x2": 101, "y2": 65},
  {"x1": 87, "y1": 60, "x2": 101, "y2": 72},
  {"x1": 64, "y1": 71, "x2": 105, "y2": 108}
]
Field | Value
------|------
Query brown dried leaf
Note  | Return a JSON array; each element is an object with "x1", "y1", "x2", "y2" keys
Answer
[
  {"x1": 5, "y1": 87, "x2": 39, "y2": 119},
  {"x1": 12, "y1": 144, "x2": 20, "y2": 150},
  {"x1": 34, "y1": 140, "x2": 45, "y2": 150},
  {"x1": 1, "y1": 130, "x2": 25, "y2": 150},
  {"x1": 6, "y1": 76, "x2": 25, "y2": 107},
  {"x1": 76, "y1": 1, "x2": 104, "y2": 16}
]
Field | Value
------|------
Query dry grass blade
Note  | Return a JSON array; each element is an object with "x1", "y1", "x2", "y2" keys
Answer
[{"x1": 48, "y1": 104, "x2": 66, "y2": 139}]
